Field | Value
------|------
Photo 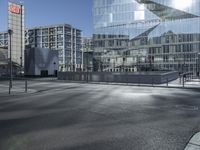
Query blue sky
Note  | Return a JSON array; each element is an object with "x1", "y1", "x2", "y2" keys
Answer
[{"x1": 0, "y1": 0, "x2": 93, "y2": 36}]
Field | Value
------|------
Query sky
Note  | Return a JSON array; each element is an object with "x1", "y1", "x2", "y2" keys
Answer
[{"x1": 0, "y1": 0, "x2": 93, "y2": 36}]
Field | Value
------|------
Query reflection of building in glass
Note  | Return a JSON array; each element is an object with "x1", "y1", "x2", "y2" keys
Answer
[
  {"x1": 93, "y1": 0, "x2": 200, "y2": 74},
  {"x1": 82, "y1": 37, "x2": 94, "y2": 72},
  {"x1": 25, "y1": 24, "x2": 82, "y2": 72}
]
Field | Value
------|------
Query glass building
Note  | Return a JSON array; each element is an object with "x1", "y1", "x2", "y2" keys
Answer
[{"x1": 93, "y1": 0, "x2": 200, "y2": 74}]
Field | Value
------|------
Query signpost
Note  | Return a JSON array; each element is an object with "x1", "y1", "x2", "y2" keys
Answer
[
  {"x1": 8, "y1": 2, "x2": 24, "y2": 73},
  {"x1": 9, "y1": 5, "x2": 21, "y2": 14},
  {"x1": 7, "y1": 2, "x2": 24, "y2": 94},
  {"x1": 8, "y1": 29, "x2": 13, "y2": 94}
]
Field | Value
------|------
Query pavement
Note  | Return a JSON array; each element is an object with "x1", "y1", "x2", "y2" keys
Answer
[
  {"x1": 0, "y1": 81, "x2": 37, "y2": 96},
  {"x1": 0, "y1": 80, "x2": 200, "y2": 150},
  {"x1": 185, "y1": 132, "x2": 200, "y2": 150},
  {"x1": 56, "y1": 77, "x2": 200, "y2": 89},
  {"x1": 164, "y1": 78, "x2": 200, "y2": 89}
]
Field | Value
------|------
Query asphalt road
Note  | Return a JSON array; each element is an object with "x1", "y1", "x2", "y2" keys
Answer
[{"x1": 0, "y1": 81, "x2": 200, "y2": 150}]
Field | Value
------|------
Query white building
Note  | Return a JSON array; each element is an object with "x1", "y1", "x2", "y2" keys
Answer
[{"x1": 25, "y1": 24, "x2": 82, "y2": 72}]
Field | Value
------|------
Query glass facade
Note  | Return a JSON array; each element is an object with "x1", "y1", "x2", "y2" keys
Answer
[{"x1": 93, "y1": 0, "x2": 200, "y2": 74}]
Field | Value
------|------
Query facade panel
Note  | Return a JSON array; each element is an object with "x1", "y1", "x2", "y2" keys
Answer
[{"x1": 24, "y1": 47, "x2": 59, "y2": 76}]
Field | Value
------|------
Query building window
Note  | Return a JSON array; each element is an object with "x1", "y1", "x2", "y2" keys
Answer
[
  {"x1": 57, "y1": 27, "x2": 63, "y2": 34},
  {"x1": 42, "y1": 29, "x2": 48, "y2": 35},
  {"x1": 42, "y1": 36, "x2": 48, "y2": 42}
]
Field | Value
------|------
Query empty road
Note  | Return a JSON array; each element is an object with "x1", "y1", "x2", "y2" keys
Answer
[{"x1": 0, "y1": 81, "x2": 200, "y2": 150}]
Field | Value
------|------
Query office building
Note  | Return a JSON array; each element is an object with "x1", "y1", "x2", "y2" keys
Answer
[
  {"x1": 25, "y1": 24, "x2": 82, "y2": 72},
  {"x1": 1, "y1": 24, "x2": 82, "y2": 72},
  {"x1": 93, "y1": 0, "x2": 200, "y2": 74}
]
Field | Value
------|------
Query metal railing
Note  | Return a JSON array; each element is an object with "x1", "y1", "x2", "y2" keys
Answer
[
  {"x1": 179, "y1": 72, "x2": 193, "y2": 87},
  {"x1": 0, "y1": 71, "x2": 199, "y2": 95}
]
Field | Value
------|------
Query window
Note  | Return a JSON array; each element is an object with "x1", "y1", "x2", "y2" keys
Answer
[
  {"x1": 42, "y1": 36, "x2": 48, "y2": 42},
  {"x1": 42, "y1": 29, "x2": 48, "y2": 35}
]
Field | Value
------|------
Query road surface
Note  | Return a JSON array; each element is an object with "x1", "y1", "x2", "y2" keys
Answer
[{"x1": 0, "y1": 81, "x2": 200, "y2": 150}]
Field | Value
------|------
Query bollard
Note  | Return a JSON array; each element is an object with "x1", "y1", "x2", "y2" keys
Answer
[
  {"x1": 138, "y1": 77, "x2": 140, "y2": 86},
  {"x1": 152, "y1": 77, "x2": 154, "y2": 87},
  {"x1": 183, "y1": 76, "x2": 185, "y2": 88},
  {"x1": 25, "y1": 80, "x2": 28, "y2": 93},
  {"x1": 9, "y1": 81, "x2": 11, "y2": 95},
  {"x1": 86, "y1": 73, "x2": 88, "y2": 83},
  {"x1": 126, "y1": 75, "x2": 128, "y2": 85},
  {"x1": 167, "y1": 78, "x2": 168, "y2": 87}
]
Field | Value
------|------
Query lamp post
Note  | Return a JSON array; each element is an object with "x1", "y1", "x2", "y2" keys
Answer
[
  {"x1": 53, "y1": 62, "x2": 56, "y2": 76},
  {"x1": 81, "y1": 46, "x2": 84, "y2": 72},
  {"x1": 8, "y1": 29, "x2": 13, "y2": 94},
  {"x1": 86, "y1": 46, "x2": 89, "y2": 82},
  {"x1": 83, "y1": 44, "x2": 89, "y2": 81},
  {"x1": 184, "y1": 51, "x2": 186, "y2": 74},
  {"x1": 197, "y1": 53, "x2": 200, "y2": 78},
  {"x1": 137, "y1": 52, "x2": 142, "y2": 72},
  {"x1": 113, "y1": 57, "x2": 116, "y2": 72}
]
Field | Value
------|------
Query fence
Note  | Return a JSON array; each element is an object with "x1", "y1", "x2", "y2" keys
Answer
[{"x1": 0, "y1": 71, "x2": 199, "y2": 95}]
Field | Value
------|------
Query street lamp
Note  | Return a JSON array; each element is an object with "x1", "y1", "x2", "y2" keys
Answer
[
  {"x1": 183, "y1": 51, "x2": 186, "y2": 74},
  {"x1": 197, "y1": 53, "x2": 200, "y2": 78},
  {"x1": 53, "y1": 62, "x2": 56, "y2": 76},
  {"x1": 8, "y1": 29, "x2": 13, "y2": 94},
  {"x1": 137, "y1": 52, "x2": 142, "y2": 72},
  {"x1": 86, "y1": 46, "x2": 89, "y2": 82}
]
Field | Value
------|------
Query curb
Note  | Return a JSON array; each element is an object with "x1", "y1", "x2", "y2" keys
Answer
[{"x1": 57, "y1": 80, "x2": 200, "y2": 90}]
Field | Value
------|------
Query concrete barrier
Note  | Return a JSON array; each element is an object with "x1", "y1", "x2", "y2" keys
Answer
[{"x1": 58, "y1": 71, "x2": 179, "y2": 84}]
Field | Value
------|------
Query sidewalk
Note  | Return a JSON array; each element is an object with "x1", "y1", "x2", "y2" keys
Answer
[
  {"x1": 185, "y1": 132, "x2": 200, "y2": 150},
  {"x1": 159, "y1": 78, "x2": 200, "y2": 89},
  {"x1": 0, "y1": 84, "x2": 36, "y2": 96}
]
